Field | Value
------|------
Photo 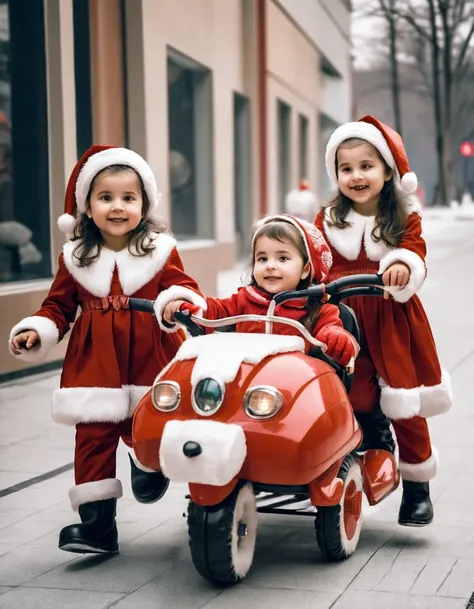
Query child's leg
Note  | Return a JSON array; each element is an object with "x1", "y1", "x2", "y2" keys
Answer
[
  {"x1": 119, "y1": 418, "x2": 170, "y2": 504},
  {"x1": 349, "y1": 346, "x2": 395, "y2": 453},
  {"x1": 391, "y1": 416, "x2": 436, "y2": 527},
  {"x1": 58, "y1": 422, "x2": 123, "y2": 554}
]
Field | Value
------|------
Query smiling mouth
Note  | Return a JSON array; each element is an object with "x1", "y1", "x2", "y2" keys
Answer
[
  {"x1": 351, "y1": 185, "x2": 368, "y2": 191},
  {"x1": 265, "y1": 277, "x2": 281, "y2": 281},
  {"x1": 108, "y1": 218, "x2": 127, "y2": 223}
]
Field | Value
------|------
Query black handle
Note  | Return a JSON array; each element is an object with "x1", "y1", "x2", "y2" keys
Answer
[
  {"x1": 173, "y1": 311, "x2": 204, "y2": 337},
  {"x1": 128, "y1": 298, "x2": 155, "y2": 313},
  {"x1": 272, "y1": 274, "x2": 384, "y2": 305}
]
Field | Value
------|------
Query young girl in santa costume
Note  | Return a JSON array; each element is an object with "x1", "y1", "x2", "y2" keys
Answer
[
  {"x1": 9, "y1": 145, "x2": 205, "y2": 554},
  {"x1": 315, "y1": 115, "x2": 453, "y2": 527},
  {"x1": 159, "y1": 214, "x2": 358, "y2": 369}
]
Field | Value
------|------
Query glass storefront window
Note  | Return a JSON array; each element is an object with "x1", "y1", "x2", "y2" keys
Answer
[
  {"x1": 167, "y1": 51, "x2": 214, "y2": 240},
  {"x1": 0, "y1": 0, "x2": 50, "y2": 283}
]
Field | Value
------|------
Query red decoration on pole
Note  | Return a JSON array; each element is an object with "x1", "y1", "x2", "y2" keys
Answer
[{"x1": 460, "y1": 141, "x2": 474, "y2": 157}]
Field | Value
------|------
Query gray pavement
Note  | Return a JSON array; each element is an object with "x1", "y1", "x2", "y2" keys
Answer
[{"x1": 1, "y1": 210, "x2": 474, "y2": 608}]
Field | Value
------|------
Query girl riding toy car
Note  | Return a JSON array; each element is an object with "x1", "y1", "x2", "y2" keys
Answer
[{"x1": 129, "y1": 274, "x2": 399, "y2": 585}]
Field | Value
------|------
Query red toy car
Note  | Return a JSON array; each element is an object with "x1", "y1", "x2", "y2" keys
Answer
[{"x1": 130, "y1": 274, "x2": 399, "y2": 585}]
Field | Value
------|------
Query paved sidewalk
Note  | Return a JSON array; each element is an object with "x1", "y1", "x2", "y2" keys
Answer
[{"x1": 0, "y1": 213, "x2": 473, "y2": 608}]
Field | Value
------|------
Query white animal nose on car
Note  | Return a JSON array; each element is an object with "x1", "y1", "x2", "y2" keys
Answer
[{"x1": 183, "y1": 441, "x2": 202, "y2": 458}]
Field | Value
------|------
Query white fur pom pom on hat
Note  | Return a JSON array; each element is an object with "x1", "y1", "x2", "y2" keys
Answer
[{"x1": 57, "y1": 213, "x2": 78, "y2": 235}]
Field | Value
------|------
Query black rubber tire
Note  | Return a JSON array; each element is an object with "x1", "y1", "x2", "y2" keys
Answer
[
  {"x1": 187, "y1": 482, "x2": 257, "y2": 585},
  {"x1": 315, "y1": 453, "x2": 363, "y2": 561}
]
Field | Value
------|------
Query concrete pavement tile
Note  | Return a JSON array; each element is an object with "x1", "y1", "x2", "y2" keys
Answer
[
  {"x1": 0, "y1": 587, "x2": 124, "y2": 608},
  {"x1": 0, "y1": 509, "x2": 37, "y2": 530},
  {"x1": 409, "y1": 556, "x2": 457, "y2": 595},
  {"x1": 437, "y1": 558, "x2": 474, "y2": 599},
  {"x1": 0, "y1": 545, "x2": 76, "y2": 586},
  {"x1": 0, "y1": 517, "x2": 63, "y2": 544},
  {"x1": 348, "y1": 545, "x2": 402, "y2": 591},
  {"x1": 0, "y1": 543, "x2": 16, "y2": 557},
  {"x1": 0, "y1": 445, "x2": 73, "y2": 474},
  {"x1": 238, "y1": 547, "x2": 374, "y2": 592},
  {"x1": 17, "y1": 426, "x2": 75, "y2": 449},
  {"x1": 0, "y1": 487, "x2": 65, "y2": 511},
  {"x1": 331, "y1": 590, "x2": 467, "y2": 608},
  {"x1": 23, "y1": 543, "x2": 182, "y2": 593},
  {"x1": 374, "y1": 551, "x2": 428, "y2": 593},
  {"x1": 203, "y1": 587, "x2": 340, "y2": 609},
  {"x1": 0, "y1": 471, "x2": 38, "y2": 490},
  {"x1": 0, "y1": 586, "x2": 12, "y2": 595}
]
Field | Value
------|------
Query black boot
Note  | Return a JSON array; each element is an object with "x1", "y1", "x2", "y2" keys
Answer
[
  {"x1": 129, "y1": 454, "x2": 169, "y2": 504},
  {"x1": 58, "y1": 499, "x2": 118, "y2": 554},
  {"x1": 355, "y1": 403, "x2": 396, "y2": 454},
  {"x1": 398, "y1": 481, "x2": 433, "y2": 527}
]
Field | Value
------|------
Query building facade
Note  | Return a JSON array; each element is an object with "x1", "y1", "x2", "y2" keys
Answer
[{"x1": 0, "y1": 0, "x2": 352, "y2": 379}]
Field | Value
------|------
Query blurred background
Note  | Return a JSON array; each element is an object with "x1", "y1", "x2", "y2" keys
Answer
[{"x1": 0, "y1": 0, "x2": 472, "y2": 379}]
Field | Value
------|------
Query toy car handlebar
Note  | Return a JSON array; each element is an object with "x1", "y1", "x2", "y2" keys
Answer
[{"x1": 273, "y1": 273, "x2": 385, "y2": 305}]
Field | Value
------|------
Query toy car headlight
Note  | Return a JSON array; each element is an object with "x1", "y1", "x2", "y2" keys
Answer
[
  {"x1": 244, "y1": 386, "x2": 283, "y2": 419},
  {"x1": 152, "y1": 381, "x2": 181, "y2": 412},
  {"x1": 192, "y1": 378, "x2": 224, "y2": 416}
]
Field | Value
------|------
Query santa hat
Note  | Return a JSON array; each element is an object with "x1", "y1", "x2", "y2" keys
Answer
[
  {"x1": 58, "y1": 145, "x2": 161, "y2": 235},
  {"x1": 325, "y1": 115, "x2": 418, "y2": 194},
  {"x1": 253, "y1": 214, "x2": 333, "y2": 283}
]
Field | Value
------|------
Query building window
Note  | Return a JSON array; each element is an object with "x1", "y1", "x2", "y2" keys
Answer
[
  {"x1": 73, "y1": 0, "x2": 93, "y2": 157},
  {"x1": 0, "y1": 0, "x2": 50, "y2": 284},
  {"x1": 233, "y1": 93, "x2": 252, "y2": 259},
  {"x1": 299, "y1": 114, "x2": 309, "y2": 181},
  {"x1": 167, "y1": 50, "x2": 213, "y2": 240},
  {"x1": 277, "y1": 99, "x2": 291, "y2": 212}
]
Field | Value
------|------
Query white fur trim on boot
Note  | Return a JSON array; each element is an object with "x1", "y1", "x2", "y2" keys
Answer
[
  {"x1": 69, "y1": 478, "x2": 123, "y2": 511},
  {"x1": 154, "y1": 285, "x2": 207, "y2": 333},
  {"x1": 399, "y1": 446, "x2": 438, "y2": 482},
  {"x1": 378, "y1": 248, "x2": 426, "y2": 302},
  {"x1": 380, "y1": 378, "x2": 420, "y2": 420},
  {"x1": 9, "y1": 316, "x2": 59, "y2": 363},
  {"x1": 52, "y1": 387, "x2": 129, "y2": 426},
  {"x1": 418, "y1": 369, "x2": 453, "y2": 418}
]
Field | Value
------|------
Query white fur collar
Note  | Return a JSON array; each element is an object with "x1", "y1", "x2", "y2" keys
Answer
[{"x1": 62, "y1": 232, "x2": 177, "y2": 297}]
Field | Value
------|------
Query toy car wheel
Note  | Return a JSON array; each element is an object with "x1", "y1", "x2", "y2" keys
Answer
[
  {"x1": 187, "y1": 482, "x2": 258, "y2": 585},
  {"x1": 315, "y1": 453, "x2": 363, "y2": 560}
]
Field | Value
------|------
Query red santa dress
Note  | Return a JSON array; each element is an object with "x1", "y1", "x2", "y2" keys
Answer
[{"x1": 315, "y1": 202, "x2": 453, "y2": 482}]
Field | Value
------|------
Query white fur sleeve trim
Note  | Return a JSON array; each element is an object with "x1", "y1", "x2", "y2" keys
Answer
[
  {"x1": 69, "y1": 478, "x2": 123, "y2": 511},
  {"x1": 378, "y1": 248, "x2": 426, "y2": 303},
  {"x1": 9, "y1": 316, "x2": 59, "y2": 362},
  {"x1": 154, "y1": 285, "x2": 207, "y2": 333},
  {"x1": 399, "y1": 446, "x2": 438, "y2": 482}
]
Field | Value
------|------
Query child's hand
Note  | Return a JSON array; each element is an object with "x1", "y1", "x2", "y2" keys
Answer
[
  {"x1": 10, "y1": 330, "x2": 40, "y2": 355},
  {"x1": 316, "y1": 326, "x2": 358, "y2": 368},
  {"x1": 382, "y1": 262, "x2": 410, "y2": 300},
  {"x1": 163, "y1": 300, "x2": 201, "y2": 324}
]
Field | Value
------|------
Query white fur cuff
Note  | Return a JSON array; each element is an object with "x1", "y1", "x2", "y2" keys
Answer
[
  {"x1": 419, "y1": 369, "x2": 453, "y2": 418},
  {"x1": 154, "y1": 285, "x2": 207, "y2": 333},
  {"x1": 378, "y1": 248, "x2": 426, "y2": 303},
  {"x1": 380, "y1": 379, "x2": 421, "y2": 420},
  {"x1": 399, "y1": 446, "x2": 438, "y2": 482},
  {"x1": 69, "y1": 478, "x2": 123, "y2": 511},
  {"x1": 128, "y1": 385, "x2": 150, "y2": 417},
  {"x1": 52, "y1": 386, "x2": 129, "y2": 426},
  {"x1": 9, "y1": 315, "x2": 59, "y2": 363}
]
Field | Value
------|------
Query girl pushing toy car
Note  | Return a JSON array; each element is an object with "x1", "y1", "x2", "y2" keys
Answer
[
  {"x1": 9, "y1": 145, "x2": 204, "y2": 554},
  {"x1": 315, "y1": 115, "x2": 453, "y2": 527}
]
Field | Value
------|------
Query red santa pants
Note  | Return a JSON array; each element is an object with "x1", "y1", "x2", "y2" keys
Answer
[
  {"x1": 350, "y1": 346, "x2": 432, "y2": 466},
  {"x1": 74, "y1": 419, "x2": 133, "y2": 485}
]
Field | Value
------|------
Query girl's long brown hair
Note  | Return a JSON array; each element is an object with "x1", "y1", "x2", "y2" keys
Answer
[
  {"x1": 252, "y1": 220, "x2": 321, "y2": 333},
  {"x1": 71, "y1": 164, "x2": 167, "y2": 267},
  {"x1": 328, "y1": 138, "x2": 407, "y2": 247}
]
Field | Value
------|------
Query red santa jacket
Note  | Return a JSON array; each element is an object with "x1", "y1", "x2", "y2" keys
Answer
[
  {"x1": 9, "y1": 232, "x2": 205, "y2": 426},
  {"x1": 200, "y1": 284, "x2": 355, "y2": 357}
]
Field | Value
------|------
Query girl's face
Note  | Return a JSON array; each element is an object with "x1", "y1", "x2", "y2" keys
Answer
[
  {"x1": 253, "y1": 235, "x2": 310, "y2": 294},
  {"x1": 336, "y1": 142, "x2": 392, "y2": 215},
  {"x1": 87, "y1": 169, "x2": 143, "y2": 250}
]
